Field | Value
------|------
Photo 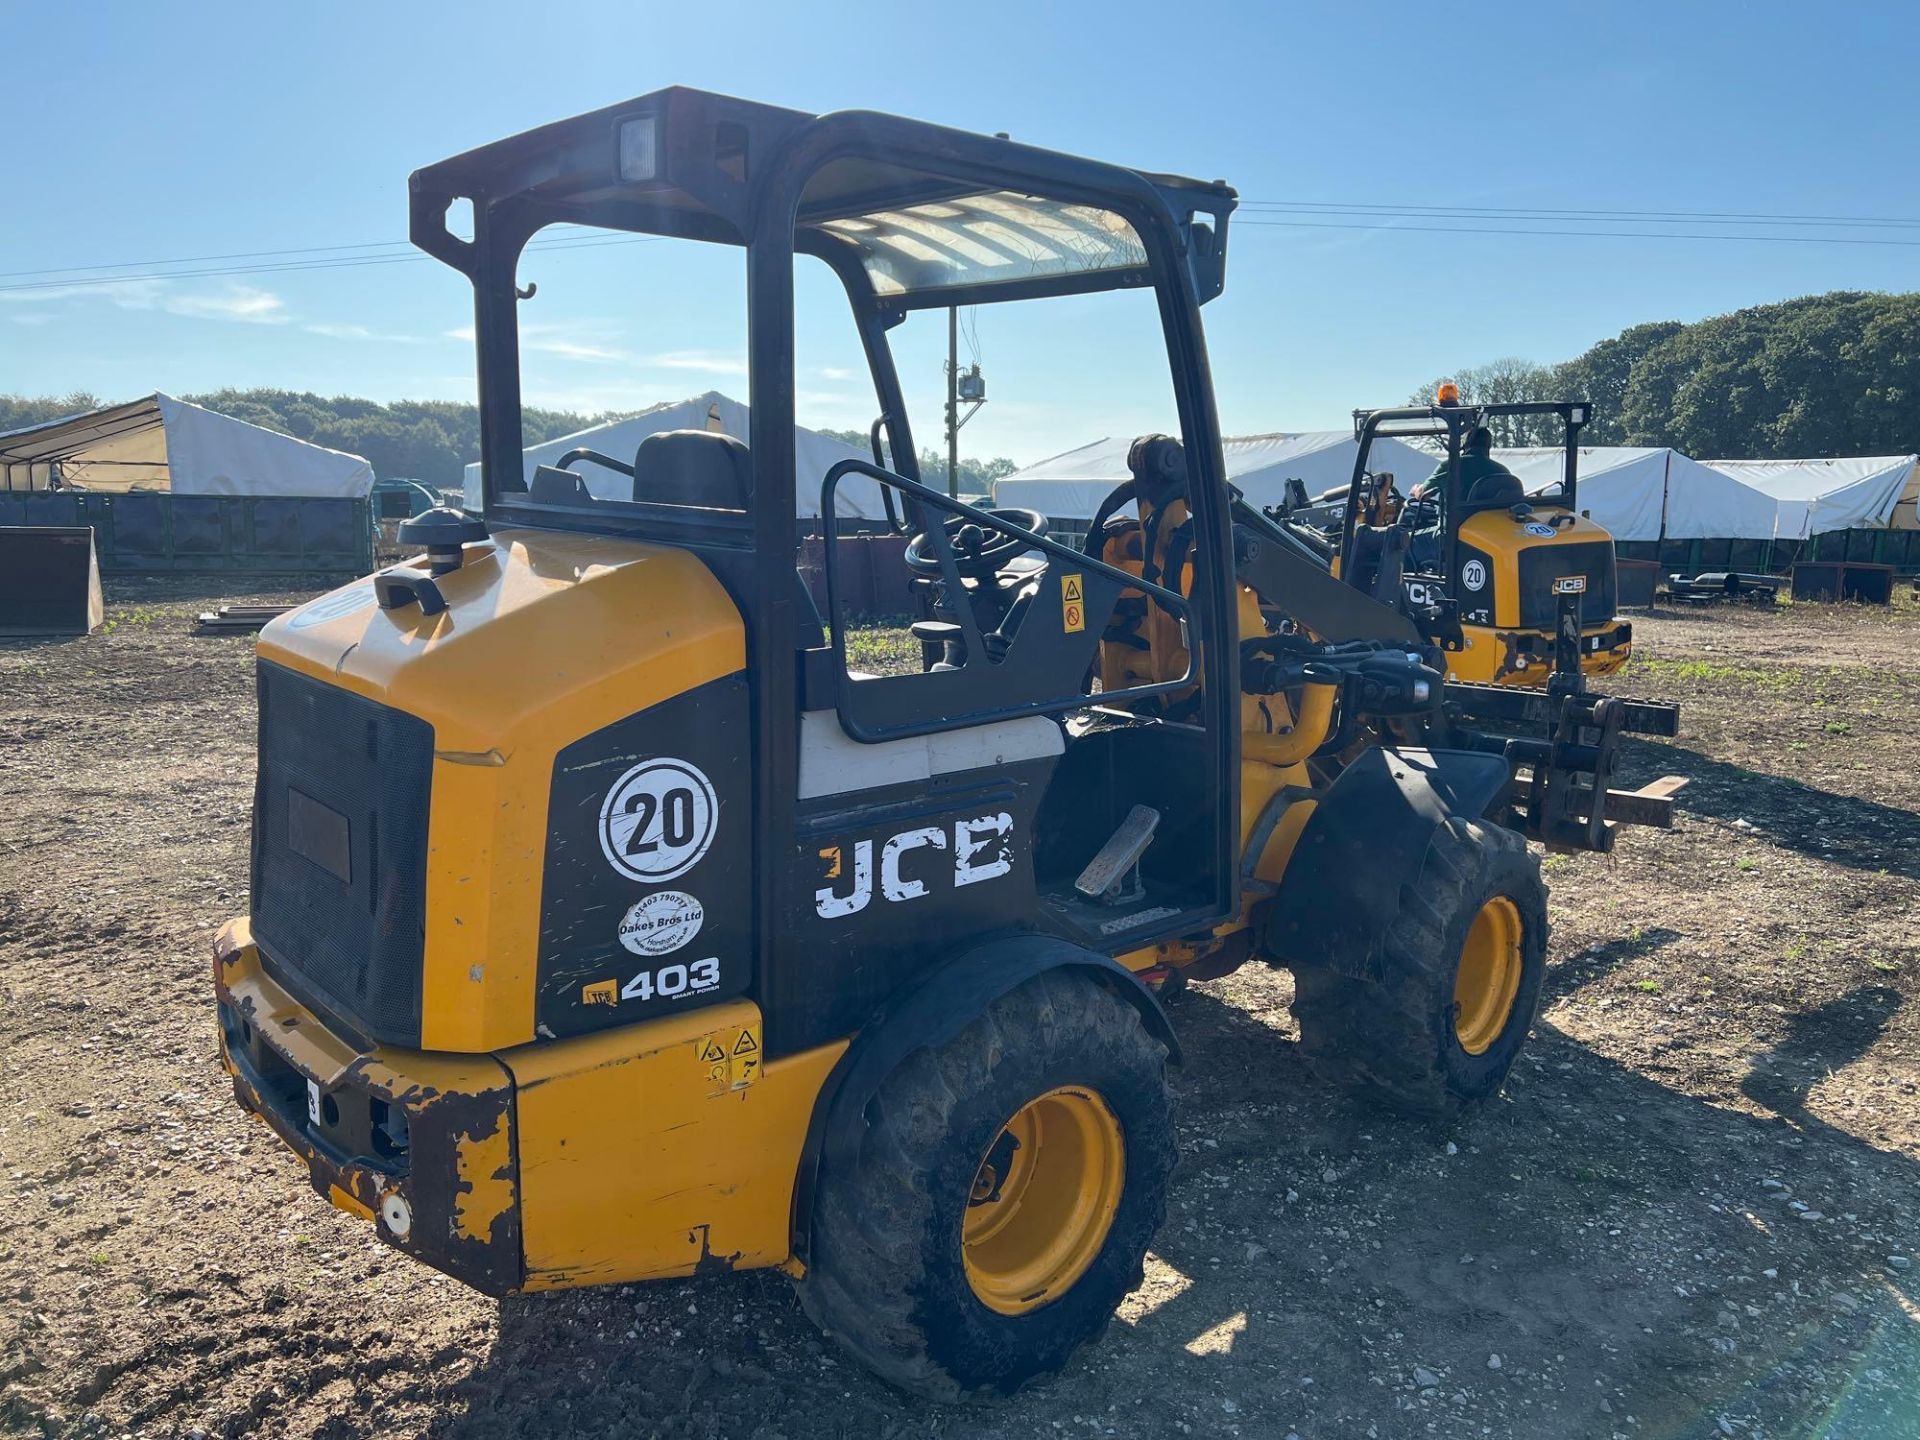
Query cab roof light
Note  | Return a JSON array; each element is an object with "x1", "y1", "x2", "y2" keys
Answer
[{"x1": 1435, "y1": 382, "x2": 1461, "y2": 406}]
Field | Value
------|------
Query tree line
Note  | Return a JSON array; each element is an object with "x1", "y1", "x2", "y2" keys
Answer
[
  {"x1": 0, "y1": 390, "x2": 1018, "y2": 494},
  {"x1": 0, "y1": 389, "x2": 607, "y2": 491},
  {"x1": 9, "y1": 290, "x2": 1909, "y2": 485},
  {"x1": 1406, "y1": 290, "x2": 1920, "y2": 457}
]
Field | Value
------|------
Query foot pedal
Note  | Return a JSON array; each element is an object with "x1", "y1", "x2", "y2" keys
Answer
[{"x1": 1075, "y1": 804, "x2": 1161, "y2": 903}]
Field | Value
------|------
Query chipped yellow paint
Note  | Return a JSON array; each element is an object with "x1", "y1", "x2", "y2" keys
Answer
[
  {"x1": 256, "y1": 529, "x2": 746, "y2": 1052},
  {"x1": 506, "y1": 999, "x2": 845, "y2": 1288},
  {"x1": 453, "y1": 1113, "x2": 516, "y2": 1244},
  {"x1": 328, "y1": 1184, "x2": 375, "y2": 1222}
]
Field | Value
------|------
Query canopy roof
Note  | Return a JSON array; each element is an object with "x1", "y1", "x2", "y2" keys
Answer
[
  {"x1": 1703, "y1": 455, "x2": 1919, "y2": 537},
  {"x1": 411, "y1": 87, "x2": 1233, "y2": 316},
  {"x1": 0, "y1": 393, "x2": 373, "y2": 498},
  {"x1": 993, "y1": 429, "x2": 1437, "y2": 521},
  {"x1": 1496, "y1": 446, "x2": 1778, "y2": 542},
  {"x1": 460, "y1": 391, "x2": 885, "y2": 518}
]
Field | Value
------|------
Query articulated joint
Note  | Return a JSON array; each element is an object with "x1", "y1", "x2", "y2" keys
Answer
[{"x1": 1244, "y1": 663, "x2": 1339, "y2": 767}]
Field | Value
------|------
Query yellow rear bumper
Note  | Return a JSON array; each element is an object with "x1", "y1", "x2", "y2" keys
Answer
[
  {"x1": 212, "y1": 917, "x2": 848, "y2": 1295},
  {"x1": 1450, "y1": 622, "x2": 1632, "y2": 687},
  {"x1": 212, "y1": 918, "x2": 522, "y2": 1294}
]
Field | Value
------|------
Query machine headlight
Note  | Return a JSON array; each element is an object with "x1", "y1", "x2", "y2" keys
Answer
[{"x1": 617, "y1": 116, "x2": 659, "y2": 182}]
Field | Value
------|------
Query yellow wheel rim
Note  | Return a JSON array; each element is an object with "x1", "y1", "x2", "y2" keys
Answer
[
  {"x1": 1453, "y1": 896, "x2": 1524, "y2": 1055},
  {"x1": 962, "y1": 1086, "x2": 1125, "y2": 1316}
]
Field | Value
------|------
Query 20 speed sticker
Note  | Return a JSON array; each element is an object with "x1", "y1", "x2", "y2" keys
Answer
[
  {"x1": 598, "y1": 758, "x2": 718, "y2": 883},
  {"x1": 617, "y1": 890, "x2": 704, "y2": 956},
  {"x1": 1461, "y1": 558, "x2": 1488, "y2": 591}
]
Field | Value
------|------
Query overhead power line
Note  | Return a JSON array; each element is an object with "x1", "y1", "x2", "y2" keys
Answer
[
  {"x1": 2, "y1": 197, "x2": 1913, "y2": 298},
  {"x1": 0, "y1": 233, "x2": 654, "y2": 297},
  {"x1": 1238, "y1": 200, "x2": 1920, "y2": 229},
  {"x1": 1232, "y1": 217, "x2": 1920, "y2": 247}
]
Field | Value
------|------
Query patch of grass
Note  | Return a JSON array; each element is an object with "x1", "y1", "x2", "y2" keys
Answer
[
  {"x1": 1542, "y1": 854, "x2": 1572, "y2": 874},
  {"x1": 1869, "y1": 958, "x2": 1900, "y2": 974},
  {"x1": 1785, "y1": 937, "x2": 1808, "y2": 961},
  {"x1": 842, "y1": 622, "x2": 921, "y2": 677},
  {"x1": 1823, "y1": 720, "x2": 1853, "y2": 736},
  {"x1": 1735, "y1": 856, "x2": 1759, "y2": 873},
  {"x1": 1631, "y1": 978, "x2": 1662, "y2": 994},
  {"x1": 1632, "y1": 657, "x2": 1796, "y2": 690}
]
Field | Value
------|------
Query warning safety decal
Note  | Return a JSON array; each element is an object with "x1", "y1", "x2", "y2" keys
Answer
[{"x1": 1061, "y1": 573, "x2": 1085, "y2": 633}]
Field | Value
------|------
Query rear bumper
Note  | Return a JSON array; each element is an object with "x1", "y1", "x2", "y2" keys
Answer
[
  {"x1": 1481, "y1": 621, "x2": 1632, "y2": 686},
  {"x1": 213, "y1": 918, "x2": 522, "y2": 1295}
]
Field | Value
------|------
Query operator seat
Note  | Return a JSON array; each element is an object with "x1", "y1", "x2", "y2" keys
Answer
[
  {"x1": 631, "y1": 428, "x2": 825, "y2": 649},
  {"x1": 632, "y1": 429, "x2": 752, "y2": 509},
  {"x1": 1459, "y1": 466, "x2": 1526, "y2": 515}
]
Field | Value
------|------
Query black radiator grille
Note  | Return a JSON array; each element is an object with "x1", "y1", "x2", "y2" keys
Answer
[
  {"x1": 1518, "y1": 542, "x2": 1617, "y2": 631},
  {"x1": 251, "y1": 661, "x2": 433, "y2": 1047}
]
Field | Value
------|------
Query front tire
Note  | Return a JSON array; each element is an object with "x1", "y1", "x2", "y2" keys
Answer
[
  {"x1": 1290, "y1": 817, "x2": 1548, "y2": 1119},
  {"x1": 798, "y1": 971, "x2": 1176, "y2": 1400}
]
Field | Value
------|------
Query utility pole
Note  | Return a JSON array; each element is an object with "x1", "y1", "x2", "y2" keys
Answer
[
  {"x1": 946, "y1": 305, "x2": 960, "y2": 498},
  {"x1": 944, "y1": 305, "x2": 987, "y2": 500}
]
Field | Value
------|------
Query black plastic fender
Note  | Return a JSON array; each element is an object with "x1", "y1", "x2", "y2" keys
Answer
[
  {"x1": 789, "y1": 933, "x2": 1178, "y2": 1265},
  {"x1": 1262, "y1": 746, "x2": 1512, "y2": 982}
]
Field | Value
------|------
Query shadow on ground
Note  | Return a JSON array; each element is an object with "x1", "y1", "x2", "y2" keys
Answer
[
  {"x1": 1619, "y1": 735, "x2": 1920, "y2": 882},
  {"x1": 420, "y1": 973, "x2": 1920, "y2": 1440}
]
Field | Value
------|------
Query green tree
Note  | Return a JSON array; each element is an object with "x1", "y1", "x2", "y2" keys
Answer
[
  {"x1": 818, "y1": 427, "x2": 1016, "y2": 496},
  {"x1": 1431, "y1": 291, "x2": 1920, "y2": 458},
  {"x1": 0, "y1": 391, "x2": 103, "y2": 433},
  {"x1": 1618, "y1": 292, "x2": 1920, "y2": 456},
  {"x1": 1550, "y1": 321, "x2": 1685, "y2": 444},
  {"x1": 1404, "y1": 357, "x2": 1564, "y2": 446}
]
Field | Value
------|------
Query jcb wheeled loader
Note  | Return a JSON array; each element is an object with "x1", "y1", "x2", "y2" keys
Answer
[
  {"x1": 212, "y1": 89, "x2": 1684, "y2": 1399},
  {"x1": 1276, "y1": 390, "x2": 1640, "y2": 691}
]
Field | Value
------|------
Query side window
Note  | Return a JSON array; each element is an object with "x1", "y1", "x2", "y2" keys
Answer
[
  {"x1": 811, "y1": 286, "x2": 1203, "y2": 741},
  {"x1": 495, "y1": 228, "x2": 750, "y2": 522}
]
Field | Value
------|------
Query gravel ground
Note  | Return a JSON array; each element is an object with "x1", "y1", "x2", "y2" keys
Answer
[{"x1": 2, "y1": 581, "x2": 1918, "y2": 1439}]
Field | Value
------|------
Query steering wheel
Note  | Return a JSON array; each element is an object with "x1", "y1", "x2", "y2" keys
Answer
[{"x1": 905, "y1": 508, "x2": 1048, "y2": 580}]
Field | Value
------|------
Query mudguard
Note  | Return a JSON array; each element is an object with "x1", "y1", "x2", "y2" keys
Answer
[
  {"x1": 789, "y1": 934, "x2": 1178, "y2": 1263},
  {"x1": 1262, "y1": 746, "x2": 1511, "y2": 981}
]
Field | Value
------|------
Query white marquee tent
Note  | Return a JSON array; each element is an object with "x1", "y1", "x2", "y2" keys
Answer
[
  {"x1": 1702, "y1": 455, "x2": 1919, "y2": 539},
  {"x1": 1494, "y1": 446, "x2": 1778, "y2": 542},
  {"x1": 993, "y1": 430, "x2": 1438, "y2": 521},
  {"x1": 0, "y1": 393, "x2": 374, "y2": 498},
  {"x1": 461, "y1": 390, "x2": 885, "y2": 518}
]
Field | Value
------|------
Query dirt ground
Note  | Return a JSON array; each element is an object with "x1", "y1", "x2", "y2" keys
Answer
[{"x1": 4, "y1": 581, "x2": 1919, "y2": 1439}]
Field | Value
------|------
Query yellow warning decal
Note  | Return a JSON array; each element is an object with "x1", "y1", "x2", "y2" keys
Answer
[
  {"x1": 697, "y1": 1023, "x2": 763, "y2": 1095},
  {"x1": 1061, "y1": 573, "x2": 1085, "y2": 633},
  {"x1": 728, "y1": 1024, "x2": 762, "y2": 1090}
]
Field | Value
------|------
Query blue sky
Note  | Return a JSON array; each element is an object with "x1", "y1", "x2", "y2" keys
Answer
[{"x1": 3, "y1": 0, "x2": 1916, "y2": 467}]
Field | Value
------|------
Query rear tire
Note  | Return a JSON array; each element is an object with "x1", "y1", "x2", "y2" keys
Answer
[
  {"x1": 798, "y1": 971, "x2": 1176, "y2": 1400},
  {"x1": 1290, "y1": 817, "x2": 1547, "y2": 1119}
]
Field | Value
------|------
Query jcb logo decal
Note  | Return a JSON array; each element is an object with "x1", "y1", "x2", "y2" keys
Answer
[{"x1": 815, "y1": 813, "x2": 1014, "y2": 919}]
